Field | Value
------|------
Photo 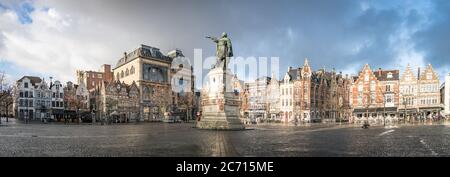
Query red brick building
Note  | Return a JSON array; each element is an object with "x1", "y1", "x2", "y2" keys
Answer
[
  {"x1": 351, "y1": 64, "x2": 400, "y2": 123},
  {"x1": 76, "y1": 64, "x2": 114, "y2": 91}
]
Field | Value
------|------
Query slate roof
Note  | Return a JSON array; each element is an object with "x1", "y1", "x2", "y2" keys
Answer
[
  {"x1": 373, "y1": 69, "x2": 399, "y2": 81},
  {"x1": 17, "y1": 76, "x2": 42, "y2": 87},
  {"x1": 115, "y1": 44, "x2": 172, "y2": 69}
]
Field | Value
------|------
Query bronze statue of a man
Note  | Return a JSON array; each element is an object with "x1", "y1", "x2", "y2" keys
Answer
[{"x1": 206, "y1": 32, "x2": 233, "y2": 70}]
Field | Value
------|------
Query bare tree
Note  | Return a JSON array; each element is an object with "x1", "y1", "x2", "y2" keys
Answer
[
  {"x1": 148, "y1": 86, "x2": 171, "y2": 121},
  {"x1": 0, "y1": 71, "x2": 13, "y2": 122}
]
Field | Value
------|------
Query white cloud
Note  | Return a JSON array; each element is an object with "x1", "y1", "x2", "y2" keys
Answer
[{"x1": 0, "y1": 2, "x2": 136, "y2": 83}]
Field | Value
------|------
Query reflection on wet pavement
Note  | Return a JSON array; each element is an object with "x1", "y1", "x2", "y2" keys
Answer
[{"x1": 1, "y1": 122, "x2": 450, "y2": 156}]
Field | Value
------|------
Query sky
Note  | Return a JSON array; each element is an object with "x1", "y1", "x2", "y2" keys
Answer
[{"x1": 0, "y1": 0, "x2": 450, "y2": 86}]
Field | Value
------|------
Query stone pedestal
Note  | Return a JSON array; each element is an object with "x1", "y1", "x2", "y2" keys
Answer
[{"x1": 196, "y1": 68, "x2": 245, "y2": 130}]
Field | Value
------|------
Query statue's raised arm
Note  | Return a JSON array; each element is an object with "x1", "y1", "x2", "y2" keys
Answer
[{"x1": 205, "y1": 36, "x2": 218, "y2": 43}]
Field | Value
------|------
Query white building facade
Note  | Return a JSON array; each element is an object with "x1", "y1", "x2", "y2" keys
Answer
[
  {"x1": 247, "y1": 77, "x2": 271, "y2": 123},
  {"x1": 417, "y1": 64, "x2": 441, "y2": 119},
  {"x1": 444, "y1": 74, "x2": 450, "y2": 117},
  {"x1": 50, "y1": 80, "x2": 65, "y2": 120},
  {"x1": 13, "y1": 76, "x2": 52, "y2": 121},
  {"x1": 280, "y1": 67, "x2": 296, "y2": 123}
]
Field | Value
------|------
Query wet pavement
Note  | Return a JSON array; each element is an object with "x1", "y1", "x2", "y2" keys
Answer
[{"x1": 1, "y1": 119, "x2": 450, "y2": 157}]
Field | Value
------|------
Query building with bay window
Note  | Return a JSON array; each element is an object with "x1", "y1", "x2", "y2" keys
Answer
[
  {"x1": 112, "y1": 44, "x2": 194, "y2": 121},
  {"x1": 351, "y1": 64, "x2": 400, "y2": 124}
]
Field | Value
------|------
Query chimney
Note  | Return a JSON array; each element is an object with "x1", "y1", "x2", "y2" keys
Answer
[
  {"x1": 418, "y1": 67, "x2": 421, "y2": 79},
  {"x1": 378, "y1": 68, "x2": 382, "y2": 76},
  {"x1": 49, "y1": 76, "x2": 53, "y2": 88},
  {"x1": 288, "y1": 66, "x2": 292, "y2": 72},
  {"x1": 102, "y1": 64, "x2": 112, "y2": 82}
]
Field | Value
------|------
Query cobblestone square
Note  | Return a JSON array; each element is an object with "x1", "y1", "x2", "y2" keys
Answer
[{"x1": 1, "y1": 118, "x2": 450, "y2": 157}]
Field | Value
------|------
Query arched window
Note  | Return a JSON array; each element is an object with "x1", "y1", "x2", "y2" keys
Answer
[
  {"x1": 116, "y1": 73, "x2": 120, "y2": 80},
  {"x1": 125, "y1": 68, "x2": 129, "y2": 76},
  {"x1": 121, "y1": 71, "x2": 124, "y2": 78},
  {"x1": 143, "y1": 86, "x2": 150, "y2": 100},
  {"x1": 130, "y1": 66, "x2": 135, "y2": 74}
]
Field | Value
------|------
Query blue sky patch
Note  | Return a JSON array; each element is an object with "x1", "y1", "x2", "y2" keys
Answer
[{"x1": 0, "y1": 1, "x2": 35, "y2": 24}]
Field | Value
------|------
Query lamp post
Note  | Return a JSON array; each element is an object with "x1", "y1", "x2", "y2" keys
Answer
[
  {"x1": 383, "y1": 97, "x2": 386, "y2": 126},
  {"x1": 363, "y1": 92, "x2": 370, "y2": 128},
  {"x1": 381, "y1": 88, "x2": 386, "y2": 126},
  {"x1": 403, "y1": 99, "x2": 407, "y2": 123},
  {"x1": 25, "y1": 98, "x2": 28, "y2": 124}
]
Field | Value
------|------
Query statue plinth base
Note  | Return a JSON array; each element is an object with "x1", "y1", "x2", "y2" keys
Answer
[{"x1": 196, "y1": 68, "x2": 245, "y2": 130}]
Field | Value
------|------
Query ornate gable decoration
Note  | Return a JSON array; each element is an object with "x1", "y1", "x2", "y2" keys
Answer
[
  {"x1": 420, "y1": 64, "x2": 438, "y2": 81},
  {"x1": 401, "y1": 64, "x2": 416, "y2": 82}
]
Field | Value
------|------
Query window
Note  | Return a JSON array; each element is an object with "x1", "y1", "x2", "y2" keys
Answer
[
  {"x1": 116, "y1": 73, "x2": 120, "y2": 80},
  {"x1": 386, "y1": 95, "x2": 392, "y2": 103},
  {"x1": 60, "y1": 93, "x2": 63, "y2": 98},
  {"x1": 364, "y1": 74, "x2": 369, "y2": 82},
  {"x1": 125, "y1": 68, "x2": 129, "y2": 76},
  {"x1": 25, "y1": 91, "x2": 28, "y2": 98},
  {"x1": 358, "y1": 83, "x2": 363, "y2": 92},
  {"x1": 386, "y1": 85, "x2": 391, "y2": 92},
  {"x1": 98, "y1": 74, "x2": 102, "y2": 78},
  {"x1": 121, "y1": 71, "x2": 124, "y2": 78},
  {"x1": 130, "y1": 66, "x2": 135, "y2": 74},
  {"x1": 20, "y1": 92, "x2": 23, "y2": 98},
  {"x1": 143, "y1": 86, "x2": 150, "y2": 100},
  {"x1": 24, "y1": 82, "x2": 28, "y2": 88},
  {"x1": 143, "y1": 64, "x2": 168, "y2": 82},
  {"x1": 179, "y1": 77, "x2": 184, "y2": 86},
  {"x1": 427, "y1": 73, "x2": 432, "y2": 80}
]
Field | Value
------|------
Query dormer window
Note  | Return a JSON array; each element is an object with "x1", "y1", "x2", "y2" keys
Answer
[{"x1": 387, "y1": 72, "x2": 393, "y2": 79}]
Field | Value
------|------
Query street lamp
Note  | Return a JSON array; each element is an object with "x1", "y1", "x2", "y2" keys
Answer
[
  {"x1": 25, "y1": 98, "x2": 28, "y2": 124},
  {"x1": 363, "y1": 92, "x2": 371, "y2": 128},
  {"x1": 381, "y1": 88, "x2": 386, "y2": 126},
  {"x1": 402, "y1": 99, "x2": 407, "y2": 123},
  {"x1": 383, "y1": 98, "x2": 386, "y2": 126}
]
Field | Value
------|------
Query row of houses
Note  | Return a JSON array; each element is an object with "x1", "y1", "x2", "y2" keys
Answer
[
  {"x1": 241, "y1": 59, "x2": 448, "y2": 124},
  {"x1": 13, "y1": 44, "x2": 197, "y2": 122},
  {"x1": 10, "y1": 43, "x2": 450, "y2": 124},
  {"x1": 13, "y1": 77, "x2": 67, "y2": 121}
]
